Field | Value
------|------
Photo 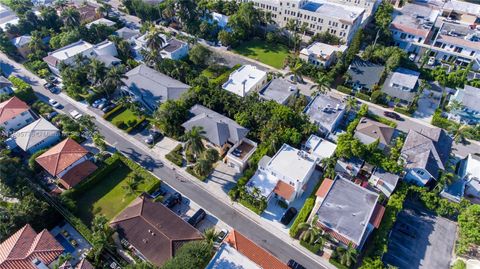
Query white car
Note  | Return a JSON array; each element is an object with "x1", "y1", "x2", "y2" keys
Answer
[
  {"x1": 48, "y1": 99, "x2": 61, "y2": 108},
  {"x1": 409, "y1": 53, "x2": 416, "y2": 61},
  {"x1": 69, "y1": 110, "x2": 82, "y2": 119},
  {"x1": 428, "y1": 57, "x2": 436, "y2": 66}
]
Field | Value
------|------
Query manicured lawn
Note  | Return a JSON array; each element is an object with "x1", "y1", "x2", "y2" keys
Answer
[
  {"x1": 233, "y1": 40, "x2": 290, "y2": 69},
  {"x1": 107, "y1": 107, "x2": 138, "y2": 129},
  {"x1": 74, "y1": 160, "x2": 157, "y2": 224}
]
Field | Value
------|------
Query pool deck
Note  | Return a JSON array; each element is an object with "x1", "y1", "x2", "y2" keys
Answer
[{"x1": 50, "y1": 222, "x2": 92, "y2": 265}]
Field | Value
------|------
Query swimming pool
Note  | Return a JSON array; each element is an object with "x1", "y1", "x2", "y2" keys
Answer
[{"x1": 54, "y1": 234, "x2": 75, "y2": 253}]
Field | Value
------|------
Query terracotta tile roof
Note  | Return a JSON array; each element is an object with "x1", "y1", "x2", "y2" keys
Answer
[
  {"x1": 0, "y1": 97, "x2": 29, "y2": 124},
  {"x1": 315, "y1": 178, "x2": 334, "y2": 198},
  {"x1": 225, "y1": 230, "x2": 289, "y2": 269},
  {"x1": 368, "y1": 204, "x2": 386, "y2": 229},
  {"x1": 36, "y1": 138, "x2": 89, "y2": 176},
  {"x1": 273, "y1": 180, "x2": 295, "y2": 201},
  {"x1": 76, "y1": 258, "x2": 94, "y2": 269},
  {"x1": 390, "y1": 23, "x2": 429, "y2": 38},
  {"x1": 0, "y1": 224, "x2": 64, "y2": 269},
  {"x1": 58, "y1": 160, "x2": 97, "y2": 189},
  {"x1": 110, "y1": 196, "x2": 203, "y2": 267}
]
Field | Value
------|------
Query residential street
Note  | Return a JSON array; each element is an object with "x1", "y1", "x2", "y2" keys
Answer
[{"x1": 0, "y1": 54, "x2": 330, "y2": 269}]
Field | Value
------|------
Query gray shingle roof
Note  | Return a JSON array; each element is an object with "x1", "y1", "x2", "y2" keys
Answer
[
  {"x1": 382, "y1": 68, "x2": 420, "y2": 102},
  {"x1": 452, "y1": 85, "x2": 480, "y2": 112},
  {"x1": 372, "y1": 168, "x2": 400, "y2": 187},
  {"x1": 182, "y1": 104, "x2": 249, "y2": 147},
  {"x1": 401, "y1": 128, "x2": 452, "y2": 178},
  {"x1": 355, "y1": 117, "x2": 395, "y2": 145},
  {"x1": 347, "y1": 58, "x2": 385, "y2": 90},
  {"x1": 12, "y1": 118, "x2": 60, "y2": 151},
  {"x1": 259, "y1": 78, "x2": 297, "y2": 105}
]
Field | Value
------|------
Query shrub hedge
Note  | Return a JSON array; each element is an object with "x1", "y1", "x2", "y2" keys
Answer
[
  {"x1": 300, "y1": 239, "x2": 323, "y2": 254},
  {"x1": 166, "y1": 144, "x2": 184, "y2": 167},
  {"x1": 366, "y1": 112, "x2": 397, "y2": 128},
  {"x1": 329, "y1": 258, "x2": 350, "y2": 269},
  {"x1": 8, "y1": 75, "x2": 37, "y2": 103},
  {"x1": 336, "y1": 85, "x2": 352, "y2": 95},
  {"x1": 102, "y1": 105, "x2": 124, "y2": 120},
  {"x1": 289, "y1": 197, "x2": 315, "y2": 237},
  {"x1": 393, "y1": 106, "x2": 412, "y2": 116},
  {"x1": 355, "y1": 92, "x2": 371, "y2": 101}
]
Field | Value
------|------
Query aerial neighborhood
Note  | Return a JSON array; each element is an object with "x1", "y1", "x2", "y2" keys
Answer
[{"x1": 0, "y1": 0, "x2": 479, "y2": 268}]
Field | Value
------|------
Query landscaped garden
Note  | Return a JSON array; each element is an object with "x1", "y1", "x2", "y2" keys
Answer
[
  {"x1": 233, "y1": 39, "x2": 290, "y2": 69},
  {"x1": 104, "y1": 104, "x2": 146, "y2": 133},
  {"x1": 65, "y1": 153, "x2": 160, "y2": 224}
]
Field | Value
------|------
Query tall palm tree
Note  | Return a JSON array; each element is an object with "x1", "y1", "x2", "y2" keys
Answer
[
  {"x1": 203, "y1": 228, "x2": 219, "y2": 244},
  {"x1": 146, "y1": 27, "x2": 166, "y2": 53},
  {"x1": 61, "y1": 7, "x2": 80, "y2": 29},
  {"x1": 88, "y1": 59, "x2": 107, "y2": 87},
  {"x1": 286, "y1": 62, "x2": 303, "y2": 84},
  {"x1": 91, "y1": 215, "x2": 114, "y2": 264},
  {"x1": 298, "y1": 216, "x2": 321, "y2": 244},
  {"x1": 448, "y1": 99, "x2": 463, "y2": 113},
  {"x1": 451, "y1": 124, "x2": 470, "y2": 143},
  {"x1": 345, "y1": 96, "x2": 358, "y2": 112},
  {"x1": 182, "y1": 126, "x2": 206, "y2": 158},
  {"x1": 337, "y1": 243, "x2": 358, "y2": 267},
  {"x1": 310, "y1": 74, "x2": 332, "y2": 95},
  {"x1": 103, "y1": 66, "x2": 127, "y2": 97},
  {"x1": 285, "y1": 18, "x2": 298, "y2": 47},
  {"x1": 194, "y1": 158, "x2": 211, "y2": 177}
]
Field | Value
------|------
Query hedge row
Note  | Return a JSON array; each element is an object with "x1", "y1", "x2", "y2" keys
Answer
[
  {"x1": 210, "y1": 64, "x2": 242, "y2": 86},
  {"x1": 336, "y1": 85, "x2": 352, "y2": 95},
  {"x1": 329, "y1": 258, "x2": 350, "y2": 269},
  {"x1": 393, "y1": 106, "x2": 413, "y2": 116},
  {"x1": 102, "y1": 104, "x2": 124, "y2": 120},
  {"x1": 289, "y1": 197, "x2": 315, "y2": 237},
  {"x1": 165, "y1": 144, "x2": 184, "y2": 166},
  {"x1": 8, "y1": 75, "x2": 37, "y2": 104},
  {"x1": 300, "y1": 239, "x2": 323, "y2": 254},
  {"x1": 366, "y1": 112, "x2": 397, "y2": 128},
  {"x1": 355, "y1": 92, "x2": 371, "y2": 102}
]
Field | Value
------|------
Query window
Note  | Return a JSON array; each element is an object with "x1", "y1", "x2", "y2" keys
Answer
[
  {"x1": 471, "y1": 51, "x2": 475, "y2": 56},
  {"x1": 400, "y1": 33, "x2": 407, "y2": 39}
]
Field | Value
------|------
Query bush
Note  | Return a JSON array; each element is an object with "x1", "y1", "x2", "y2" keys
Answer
[
  {"x1": 238, "y1": 199, "x2": 265, "y2": 215},
  {"x1": 355, "y1": 92, "x2": 370, "y2": 101},
  {"x1": 451, "y1": 260, "x2": 466, "y2": 269},
  {"x1": 289, "y1": 197, "x2": 315, "y2": 237},
  {"x1": 330, "y1": 258, "x2": 350, "y2": 269},
  {"x1": 28, "y1": 149, "x2": 48, "y2": 171},
  {"x1": 393, "y1": 106, "x2": 412, "y2": 116},
  {"x1": 300, "y1": 239, "x2": 323, "y2": 254},
  {"x1": 114, "y1": 120, "x2": 126, "y2": 129},
  {"x1": 337, "y1": 85, "x2": 352, "y2": 95},
  {"x1": 370, "y1": 90, "x2": 385, "y2": 104},
  {"x1": 166, "y1": 144, "x2": 184, "y2": 167},
  {"x1": 102, "y1": 105, "x2": 124, "y2": 120},
  {"x1": 8, "y1": 75, "x2": 37, "y2": 103},
  {"x1": 31, "y1": 101, "x2": 54, "y2": 115}
]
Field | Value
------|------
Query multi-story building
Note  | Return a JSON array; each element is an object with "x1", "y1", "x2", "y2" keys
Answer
[
  {"x1": 299, "y1": 41, "x2": 347, "y2": 68},
  {"x1": 242, "y1": 0, "x2": 364, "y2": 44},
  {"x1": 329, "y1": 0, "x2": 381, "y2": 25},
  {"x1": 0, "y1": 96, "x2": 35, "y2": 134},
  {"x1": 448, "y1": 85, "x2": 480, "y2": 125},
  {"x1": 390, "y1": 3, "x2": 440, "y2": 53}
]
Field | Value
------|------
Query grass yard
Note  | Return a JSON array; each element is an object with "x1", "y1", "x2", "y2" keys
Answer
[
  {"x1": 233, "y1": 40, "x2": 290, "y2": 69},
  {"x1": 73, "y1": 159, "x2": 158, "y2": 224},
  {"x1": 107, "y1": 107, "x2": 138, "y2": 128}
]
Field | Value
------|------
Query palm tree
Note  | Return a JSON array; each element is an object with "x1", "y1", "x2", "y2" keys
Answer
[
  {"x1": 122, "y1": 177, "x2": 139, "y2": 198},
  {"x1": 146, "y1": 27, "x2": 166, "y2": 53},
  {"x1": 194, "y1": 158, "x2": 212, "y2": 177},
  {"x1": 88, "y1": 59, "x2": 107, "y2": 87},
  {"x1": 298, "y1": 216, "x2": 321, "y2": 244},
  {"x1": 345, "y1": 96, "x2": 358, "y2": 112},
  {"x1": 91, "y1": 215, "x2": 114, "y2": 264},
  {"x1": 299, "y1": 22, "x2": 308, "y2": 41},
  {"x1": 61, "y1": 7, "x2": 80, "y2": 29},
  {"x1": 451, "y1": 124, "x2": 470, "y2": 143},
  {"x1": 286, "y1": 62, "x2": 303, "y2": 84},
  {"x1": 103, "y1": 66, "x2": 127, "y2": 97},
  {"x1": 77, "y1": 115, "x2": 97, "y2": 138},
  {"x1": 285, "y1": 18, "x2": 298, "y2": 47},
  {"x1": 448, "y1": 99, "x2": 463, "y2": 113},
  {"x1": 337, "y1": 243, "x2": 358, "y2": 267},
  {"x1": 310, "y1": 74, "x2": 332, "y2": 95},
  {"x1": 182, "y1": 126, "x2": 206, "y2": 158},
  {"x1": 204, "y1": 228, "x2": 219, "y2": 244}
]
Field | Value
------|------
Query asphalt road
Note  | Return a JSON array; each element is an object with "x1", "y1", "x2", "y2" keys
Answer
[{"x1": 0, "y1": 56, "x2": 326, "y2": 269}]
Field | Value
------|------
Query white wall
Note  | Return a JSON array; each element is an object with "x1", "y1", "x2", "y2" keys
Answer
[{"x1": 1, "y1": 110, "x2": 35, "y2": 134}]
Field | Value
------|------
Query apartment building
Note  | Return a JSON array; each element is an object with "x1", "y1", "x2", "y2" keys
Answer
[
  {"x1": 242, "y1": 0, "x2": 364, "y2": 44},
  {"x1": 329, "y1": 0, "x2": 381, "y2": 25}
]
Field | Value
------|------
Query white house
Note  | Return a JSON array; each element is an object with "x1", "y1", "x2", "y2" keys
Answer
[
  {"x1": 246, "y1": 144, "x2": 316, "y2": 204},
  {"x1": 222, "y1": 65, "x2": 268, "y2": 97},
  {"x1": 85, "y1": 18, "x2": 116, "y2": 29},
  {"x1": 0, "y1": 96, "x2": 35, "y2": 134},
  {"x1": 299, "y1": 42, "x2": 347, "y2": 68},
  {"x1": 304, "y1": 94, "x2": 346, "y2": 136},
  {"x1": 448, "y1": 85, "x2": 480, "y2": 125},
  {"x1": 459, "y1": 154, "x2": 480, "y2": 200},
  {"x1": 132, "y1": 34, "x2": 189, "y2": 61},
  {"x1": 369, "y1": 168, "x2": 400, "y2": 197},
  {"x1": 304, "y1": 134, "x2": 336, "y2": 163},
  {"x1": 0, "y1": 75, "x2": 12, "y2": 95},
  {"x1": 10, "y1": 118, "x2": 60, "y2": 154}
]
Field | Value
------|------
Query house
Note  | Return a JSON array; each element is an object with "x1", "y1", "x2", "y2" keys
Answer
[
  {"x1": 181, "y1": 104, "x2": 251, "y2": 156},
  {"x1": 226, "y1": 138, "x2": 257, "y2": 172},
  {"x1": 222, "y1": 65, "x2": 267, "y2": 97},
  {"x1": 346, "y1": 57, "x2": 385, "y2": 91},
  {"x1": 85, "y1": 18, "x2": 116, "y2": 29},
  {"x1": 304, "y1": 134, "x2": 337, "y2": 163},
  {"x1": 429, "y1": 21, "x2": 480, "y2": 71},
  {"x1": 110, "y1": 195, "x2": 204, "y2": 267},
  {"x1": 43, "y1": 40, "x2": 120, "y2": 75},
  {"x1": 206, "y1": 230, "x2": 289, "y2": 269},
  {"x1": 299, "y1": 42, "x2": 347, "y2": 68},
  {"x1": 401, "y1": 128, "x2": 452, "y2": 186},
  {"x1": 115, "y1": 27, "x2": 140, "y2": 41},
  {"x1": 0, "y1": 96, "x2": 35, "y2": 134},
  {"x1": 334, "y1": 157, "x2": 364, "y2": 179},
  {"x1": 209, "y1": 12, "x2": 229, "y2": 29},
  {"x1": 247, "y1": 0, "x2": 364, "y2": 44},
  {"x1": 247, "y1": 144, "x2": 316, "y2": 204},
  {"x1": 36, "y1": 138, "x2": 97, "y2": 189},
  {"x1": 304, "y1": 93, "x2": 346, "y2": 135},
  {"x1": 369, "y1": 168, "x2": 400, "y2": 197},
  {"x1": 259, "y1": 78, "x2": 298, "y2": 105},
  {"x1": 11, "y1": 35, "x2": 31, "y2": 58},
  {"x1": 10, "y1": 118, "x2": 60, "y2": 154},
  {"x1": 354, "y1": 117, "x2": 395, "y2": 150},
  {"x1": 132, "y1": 34, "x2": 189, "y2": 61},
  {"x1": 121, "y1": 64, "x2": 190, "y2": 111},
  {"x1": 390, "y1": 3, "x2": 439, "y2": 53},
  {"x1": 381, "y1": 67, "x2": 420, "y2": 106},
  {"x1": 0, "y1": 224, "x2": 64, "y2": 269},
  {"x1": 314, "y1": 176, "x2": 385, "y2": 250},
  {"x1": 448, "y1": 85, "x2": 480, "y2": 125},
  {"x1": 74, "y1": 3, "x2": 100, "y2": 23},
  {"x1": 0, "y1": 4, "x2": 19, "y2": 31},
  {"x1": 0, "y1": 75, "x2": 12, "y2": 95},
  {"x1": 458, "y1": 154, "x2": 480, "y2": 200}
]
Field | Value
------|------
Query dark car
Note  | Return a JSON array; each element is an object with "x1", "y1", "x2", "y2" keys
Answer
[
  {"x1": 145, "y1": 131, "x2": 162, "y2": 144},
  {"x1": 102, "y1": 103, "x2": 117, "y2": 113},
  {"x1": 45, "y1": 111, "x2": 58, "y2": 120},
  {"x1": 163, "y1": 192, "x2": 182, "y2": 209},
  {"x1": 287, "y1": 259, "x2": 306, "y2": 269},
  {"x1": 49, "y1": 86, "x2": 60, "y2": 93},
  {"x1": 149, "y1": 187, "x2": 166, "y2": 199},
  {"x1": 43, "y1": 82, "x2": 54, "y2": 89},
  {"x1": 187, "y1": 208, "x2": 206, "y2": 227},
  {"x1": 383, "y1": 111, "x2": 402, "y2": 120},
  {"x1": 281, "y1": 207, "x2": 298, "y2": 226}
]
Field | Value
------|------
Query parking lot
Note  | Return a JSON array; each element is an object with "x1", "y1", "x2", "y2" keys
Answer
[{"x1": 383, "y1": 201, "x2": 457, "y2": 269}]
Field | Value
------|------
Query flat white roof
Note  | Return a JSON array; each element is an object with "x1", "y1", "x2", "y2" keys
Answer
[
  {"x1": 301, "y1": 0, "x2": 365, "y2": 22},
  {"x1": 268, "y1": 144, "x2": 316, "y2": 183},
  {"x1": 247, "y1": 169, "x2": 278, "y2": 198},
  {"x1": 49, "y1": 40, "x2": 93, "y2": 61},
  {"x1": 222, "y1": 65, "x2": 267, "y2": 97},
  {"x1": 211, "y1": 12, "x2": 229, "y2": 28},
  {"x1": 86, "y1": 18, "x2": 116, "y2": 28},
  {"x1": 305, "y1": 134, "x2": 336, "y2": 161},
  {"x1": 206, "y1": 243, "x2": 261, "y2": 269},
  {"x1": 300, "y1": 42, "x2": 347, "y2": 60}
]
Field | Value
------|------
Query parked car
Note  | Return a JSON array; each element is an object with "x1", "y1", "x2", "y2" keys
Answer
[
  {"x1": 280, "y1": 207, "x2": 298, "y2": 226},
  {"x1": 46, "y1": 111, "x2": 58, "y2": 120},
  {"x1": 215, "y1": 229, "x2": 228, "y2": 243},
  {"x1": 383, "y1": 111, "x2": 402, "y2": 120},
  {"x1": 187, "y1": 208, "x2": 206, "y2": 227},
  {"x1": 145, "y1": 131, "x2": 162, "y2": 144},
  {"x1": 43, "y1": 82, "x2": 54, "y2": 89},
  {"x1": 48, "y1": 76, "x2": 59, "y2": 84},
  {"x1": 149, "y1": 187, "x2": 166, "y2": 199},
  {"x1": 287, "y1": 259, "x2": 306, "y2": 269},
  {"x1": 102, "y1": 104, "x2": 117, "y2": 113},
  {"x1": 69, "y1": 110, "x2": 82, "y2": 119},
  {"x1": 409, "y1": 53, "x2": 416, "y2": 61},
  {"x1": 428, "y1": 56, "x2": 436, "y2": 66},
  {"x1": 98, "y1": 101, "x2": 111, "y2": 110},
  {"x1": 48, "y1": 99, "x2": 61, "y2": 108},
  {"x1": 163, "y1": 192, "x2": 182, "y2": 209},
  {"x1": 92, "y1": 98, "x2": 107, "y2": 108}
]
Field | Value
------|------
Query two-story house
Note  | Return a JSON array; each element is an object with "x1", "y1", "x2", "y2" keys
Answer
[
  {"x1": 381, "y1": 67, "x2": 420, "y2": 106},
  {"x1": 0, "y1": 96, "x2": 35, "y2": 134},
  {"x1": 222, "y1": 65, "x2": 268, "y2": 97},
  {"x1": 299, "y1": 42, "x2": 347, "y2": 68},
  {"x1": 304, "y1": 93, "x2": 346, "y2": 136},
  {"x1": 448, "y1": 85, "x2": 480, "y2": 125}
]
